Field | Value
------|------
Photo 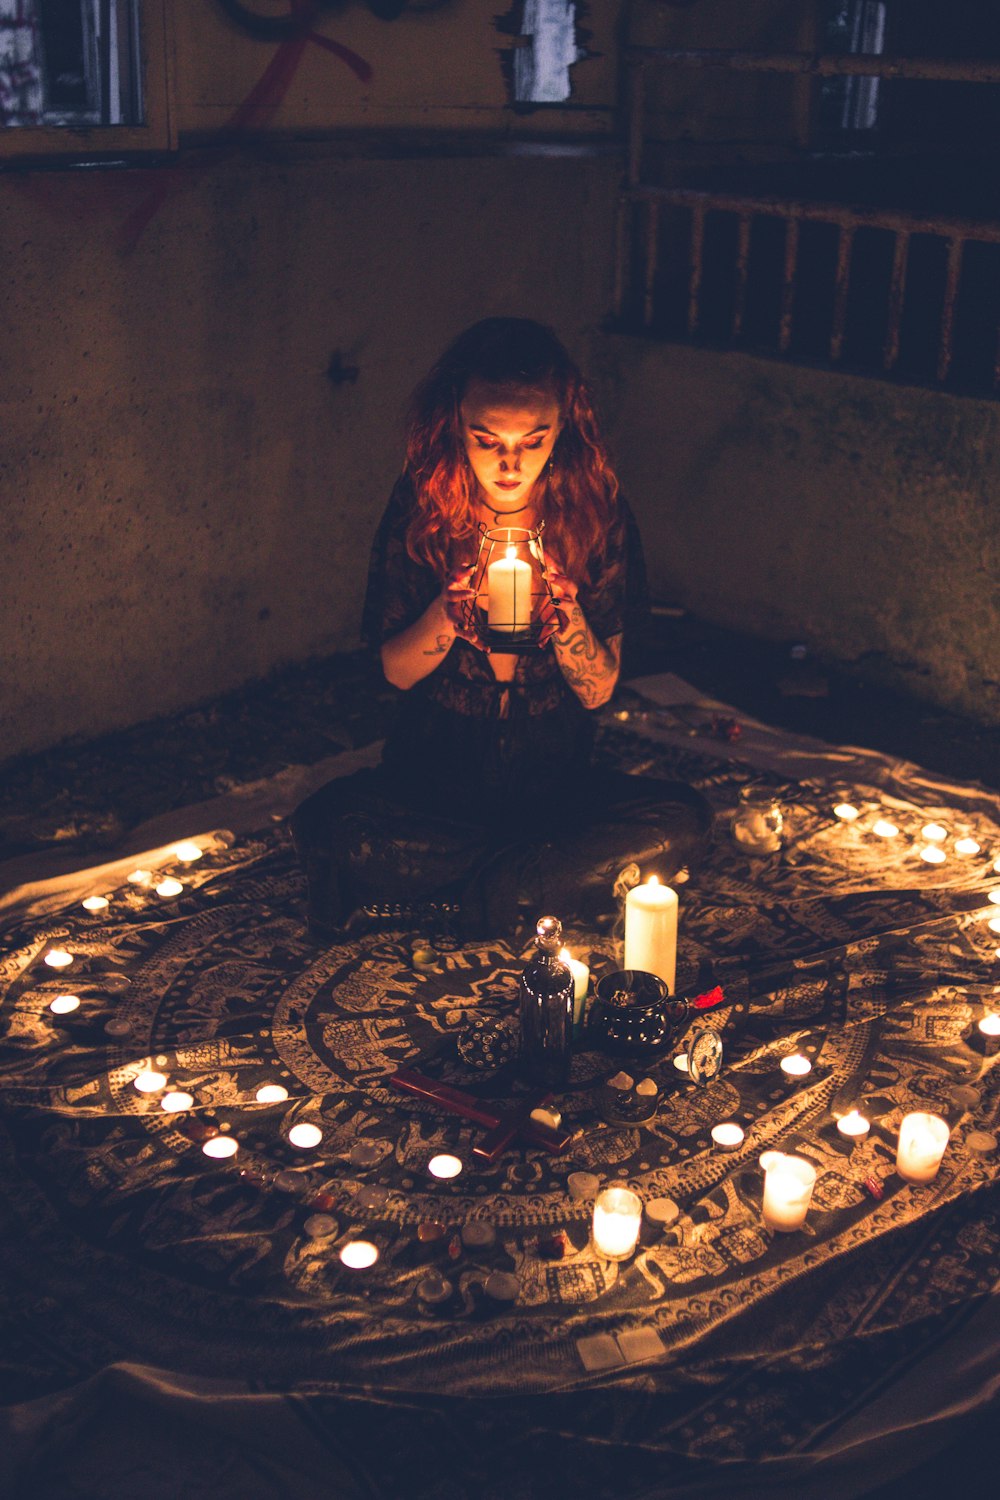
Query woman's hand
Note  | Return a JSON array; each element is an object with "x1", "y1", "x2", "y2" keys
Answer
[
  {"x1": 538, "y1": 559, "x2": 578, "y2": 644},
  {"x1": 441, "y1": 563, "x2": 488, "y2": 651}
]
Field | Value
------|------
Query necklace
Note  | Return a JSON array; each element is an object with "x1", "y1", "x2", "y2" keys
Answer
[{"x1": 481, "y1": 498, "x2": 531, "y2": 524}]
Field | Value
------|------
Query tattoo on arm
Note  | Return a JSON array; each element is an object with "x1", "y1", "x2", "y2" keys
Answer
[
  {"x1": 553, "y1": 613, "x2": 622, "y2": 708},
  {"x1": 423, "y1": 632, "x2": 453, "y2": 658}
]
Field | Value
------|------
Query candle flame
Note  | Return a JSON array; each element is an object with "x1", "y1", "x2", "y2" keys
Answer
[
  {"x1": 647, "y1": 874, "x2": 660, "y2": 887},
  {"x1": 505, "y1": 545, "x2": 517, "y2": 562}
]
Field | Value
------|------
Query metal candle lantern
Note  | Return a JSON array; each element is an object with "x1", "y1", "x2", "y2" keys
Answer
[{"x1": 467, "y1": 524, "x2": 555, "y2": 652}]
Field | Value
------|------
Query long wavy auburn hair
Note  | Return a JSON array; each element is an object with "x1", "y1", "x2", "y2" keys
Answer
[{"x1": 403, "y1": 318, "x2": 620, "y2": 582}]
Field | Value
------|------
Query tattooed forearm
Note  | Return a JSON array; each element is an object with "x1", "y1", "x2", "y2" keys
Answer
[
  {"x1": 423, "y1": 633, "x2": 453, "y2": 658},
  {"x1": 552, "y1": 608, "x2": 621, "y2": 709}
]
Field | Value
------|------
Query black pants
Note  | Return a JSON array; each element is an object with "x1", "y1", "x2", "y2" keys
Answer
[{"x1": 290, "y1": 762, "x2": 713, "y2": 941}]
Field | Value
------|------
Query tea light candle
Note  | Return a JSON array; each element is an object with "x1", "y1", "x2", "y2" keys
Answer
[
  {"x1": 624, "y1": 876, "x2": 678, "y2": 993},
  {"x1": 49, "y1": 994, "x2": 81, "y2": 1015},
  {"x1": 919, "y1": 845, "x2": 946, "y2": 864},
  {"x1": 988, "y1": 890, "x2": 1000, "y2": 905},
  {"x1": 711, "y1": 1122, "x2": 745, "y2": 1152},
  {"x1": 896, "y1": 1112, "x2": 950, "y2": 1183},
  {"x1": 288, "y1": 1123, "x2": 323, "y2": 1149},
  {"x1": 833, "y1": 803, "x2": 860, "y2": 822},
  {"x1": 156, "y1": 877, "x2": 184, "y2": 899},
  {"x1": 82, "y1": 895, "x2": 109, "y2": 915},
  {"x1": 994, "y1": 856, "x2": 1000, "y2": 874},
  {"x1": 988, "y1": 916, "x2": 1000, "y2": 935},
  {"x1": 780, "y1": 1054, "x2": 812, "y2": 1081},
  {"x1": 161, "y1": 1090, "x2": 194, "y2": 1112},
  {"x1": 255, "y1": 1084, "x2": 289, "y2": 1104},
  {"x1": 977, "y1": 1014, "x2": 1000, "y2": 1056},
  {"x1": 592, "y1": 1186, "x2": 642, "y2": 1260},
  {"x1": 202, "y1": 1135, "x2": 239, "y2": 1159},
  {"x1": 559, "y1": 947, "x2": 590, "y2": 1027},
  {"x1": 428, "y1": 1154, "x2": 463, "y2": 1180},
  {"x1": 487, "y1": 546, "x2": 532, "y2": 633},
  {"x1": 761, "y1": 1153, "x2": 818, "y2": 1231},
  {"x1": 340, "y1": 1240, "x2": 379, "y2": 1269},
  {"x1": 127, "y1": 869, "x2": 153, "y2": 887},
  {"x1": 172, "y1": 841, "x2": 203, "y2": 864},
  {"x1": 921, "y1": 823, "x2": 947, "y2": 843},
  {"x1": 872, "y1": 820, "x2": 899, "y2": 839},
  {"x1": 672, "y1": 1053, "x2": 690, "y2": 1075},
  {"x1": 836, "y1": 1109, "x2": 871, "y2": 1142},
  {"x1": 44, "y1": 949, "x2": 74, "y2": 969},
  {"x1": 134, "y1": 1069, "x2": 167, "y2": 1094},
  {"x1": 955, "y1": 837, "x2": 981, "y2": 856}
]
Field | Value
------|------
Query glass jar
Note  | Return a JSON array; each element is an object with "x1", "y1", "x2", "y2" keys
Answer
[{"x1": 731, "y1": 784, "x2": 783, "y2": 855}]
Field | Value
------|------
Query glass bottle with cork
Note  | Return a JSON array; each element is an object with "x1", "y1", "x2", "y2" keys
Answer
[{"x1": 519, "y1": 915, "x2": 575, "y2": 1088}]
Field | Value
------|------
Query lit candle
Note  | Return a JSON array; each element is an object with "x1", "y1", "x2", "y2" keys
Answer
[
  {"x1": 988, "y1": 890, "x2": 1000, "y2": 905},
  {"x1": 624, "y1": 876, "x2": 678, "y2": 993},
  {"x1": 672, "y1": 1053, "x2": 690, "y2": 1075},
  {"x1": 44, "y1": 949, "x2": 73, "y2": 969},
  {"x1": 49, "y1": 994, "x2": 81, "y2": 1015},
  {"x1": 127, "y1": 869, "x2": 153, "y2": 887},
  {"x1": 711, "y1": 1122, "x2": 745, "y2": 1152},
  {"x1": 134, "y1": 1069, "x2": 167, "y2": 1094},
  {"x1": 340, "y1": 1240, "x2": 379, "y2": 1269},
  {"x1": 896, "y1": 1112, "x2": 949, "y2": 1184},
  {"x1": 592, "y1": 1186, "x2": 642, "y2": 1260},
  {"x1": 172, "y1": 841, "x2": 203, "y2": 864},
  {"x1": 836, "y1": 1109, "x2": 871, "y2": 1142},
  {"x1": 833, "y1": 803, "x2": 860, "y2": 822},
  {"x1": 921, "y1": 823, "x2": 947, "y2": 843},
  {"x1": 977, "y1": 1014, "x2": 1000, "y2": 1056},
  {"x1": 155, "y1": 878, "x2": 184, "y2": 899},
  {"x1": 780, "y1": 1053, "x2": 812, "y2": 1081},
  {"x1": 255, "y1": 1084, "x2": 289, "y2": 1104},
  {"x1": 161, "y1": 1090, "x2": 194, "y2": 1112},
  {"x1": 82, "y1": 895, "x2": 109, "y2": 914},
  {"x1": 988, "y1": 916, "x2": 1000, "y2": 935},
  {"x1": 872, "y1": 820, "x2": 899, "y2": 839},
  {"x1": 955, "y1": 837, "x2": 981, "y2": 857},
  {"x1": 288, "y1": 1122, "x2": 323, "y2": 1149},
  {"x1": 558, "y1": 947, "x2": 590, "y2": 1028},
  {"x1": 919, "y1": 845, "x2": 946, "y2": 864},
  {"x1": 762, "y1": 1153, "x2": 817, "y2": 1231},
  {"x1": 487, "y1": 545, "x2": 532, "y2": 633},
  {"x1": 428, "y1": 1154, "x2": 463, "y2": 1180},
  {"x1": 202, "y1": 1135, "x2": 239, "y2": 1159},
  {"x1": 994, "y1": 857, "x2": 1000, "y2": 874}
]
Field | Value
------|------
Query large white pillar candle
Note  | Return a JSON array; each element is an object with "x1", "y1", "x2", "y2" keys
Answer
[
  {"x1": 592, "y1": 1186, "x2": 642, "y2": 1260},
  {"x1": 624, "y1": 876, "x2": 678, "y2": 993},
  {"x1": 896, "y1": 1112, "x2": 949, "y2": 1183},
  {"x1": 487, "y1": 546, "x2": 532, "y2": 633},
  {"x1": 761, "y1": 1153, "x2": 817, "y2": 1231}
]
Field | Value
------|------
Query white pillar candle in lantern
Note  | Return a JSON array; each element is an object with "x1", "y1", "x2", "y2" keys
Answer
[
  {"x1": 592, "y1": 1186, "x2": 642, "y2": 1260},
  {"x1": 761, "y1": 1153, "x2": 817, "y2": 1231},
  {"x1": 487, "y1": 545, "x2": 532, "y2": 633},
  {"x1": 624, "y1": 876, "x2": 677, "y2": 994},
  {"x1": 896, "y1": 1112, "x2": 950, "y2": 1183}
]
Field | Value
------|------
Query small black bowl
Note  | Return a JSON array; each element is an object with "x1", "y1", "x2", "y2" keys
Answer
[{"x1": 589, "y1": 969, "x2": 690, "y2": 1056}]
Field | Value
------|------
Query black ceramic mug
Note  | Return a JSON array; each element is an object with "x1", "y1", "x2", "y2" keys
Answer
[{"x1": 589, "y1": 969, "x2": 691, "y2": 1055}]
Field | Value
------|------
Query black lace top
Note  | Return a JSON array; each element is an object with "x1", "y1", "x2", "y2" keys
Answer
[{"x1": 361, "y1": 474, "x2": 648, "y2": 825}]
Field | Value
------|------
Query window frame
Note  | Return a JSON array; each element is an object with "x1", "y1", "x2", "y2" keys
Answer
[{"x1": 0, "y1": 0, "x2": 175, "y2": 163}]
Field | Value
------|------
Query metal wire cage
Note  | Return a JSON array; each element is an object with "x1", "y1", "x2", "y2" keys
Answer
[{"x1": 464, "y1": 524, "x2": 557, "y2": 653}]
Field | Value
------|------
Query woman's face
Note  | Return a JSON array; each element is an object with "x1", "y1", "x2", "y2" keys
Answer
[{"x1": 459, "y1": 380, "x2": 562, "y2": 511}]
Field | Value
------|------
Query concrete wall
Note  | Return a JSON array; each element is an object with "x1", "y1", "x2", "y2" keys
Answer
[
  {"x1": 591, "y1": 336, "x2": 1000, "y2": 725},
  {"x1": 1, "y1": 146, "x2": 621, "y2": 761}
]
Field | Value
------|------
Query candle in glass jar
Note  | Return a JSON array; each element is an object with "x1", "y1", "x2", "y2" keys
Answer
[
  {"x1": 896, "y1": 1112, "x2": 949, "y2": 1183},
  {"x1": 624, "y1": 877, "x2": 677, "y2": 993},
  {"x1": 592, "y1": 1186, "x2": 642, "y2": 1260},
  {"x1": 487, "y1": 546, "x2": 531, "y2": 633},
  {"x1": 761, "y1": 1153, "x2": 817, "y2": 1231}
]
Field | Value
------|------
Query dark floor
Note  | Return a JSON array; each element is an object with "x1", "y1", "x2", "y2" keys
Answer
[{"x1": 2, "y1": 611, "x2": 998, "y2": 864}]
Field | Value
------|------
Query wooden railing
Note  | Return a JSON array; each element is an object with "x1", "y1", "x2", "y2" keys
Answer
[{"x1": 616, "y1": 49, "x2": 1000, "y2": 392}]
